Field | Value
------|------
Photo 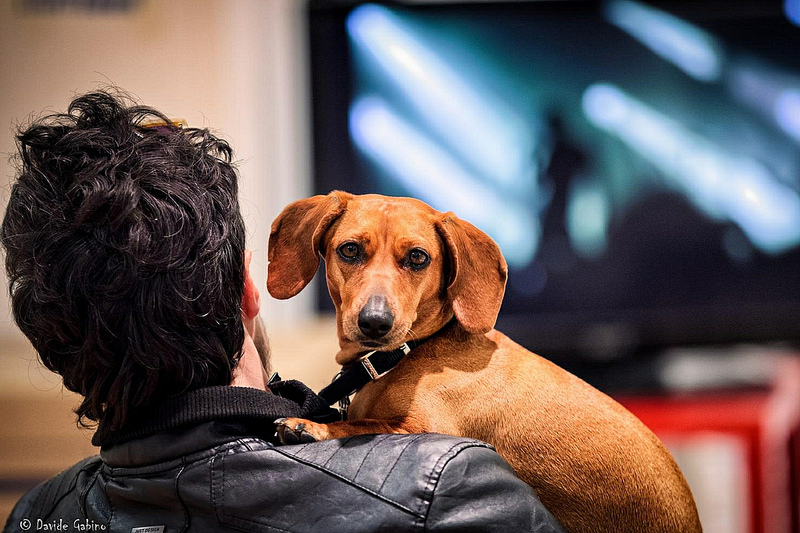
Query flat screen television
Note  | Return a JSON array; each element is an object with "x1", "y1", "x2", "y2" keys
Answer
[{"x1": 306, "y1": 0, "x2": 800, "y2": 380}]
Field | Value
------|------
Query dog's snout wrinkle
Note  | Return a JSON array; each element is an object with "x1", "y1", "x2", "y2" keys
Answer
[{"x1": 358, "y1": 295, "x2": 394, "y2": 339}]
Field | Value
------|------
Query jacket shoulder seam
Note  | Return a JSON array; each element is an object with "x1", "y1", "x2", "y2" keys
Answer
[{"x1": 420, "y1": 440, "x2": 496, "y2": 526}]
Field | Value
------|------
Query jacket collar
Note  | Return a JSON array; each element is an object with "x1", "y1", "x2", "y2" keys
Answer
[{"x1": 93, "y1": 381, "x2": 339, "y2": 448}]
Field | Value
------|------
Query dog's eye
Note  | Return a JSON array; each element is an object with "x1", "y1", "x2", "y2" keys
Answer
[
  {"x1": 407, "y1": 248, "x2": 430, "y2": 269},
  {"x1": 337, "y1": 242, "x2": 361, "y2": 261}
]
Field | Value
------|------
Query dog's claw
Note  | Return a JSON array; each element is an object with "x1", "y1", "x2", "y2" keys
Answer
[{"x1": 275, "y1": 418, "x2": 317, "y2": 444}]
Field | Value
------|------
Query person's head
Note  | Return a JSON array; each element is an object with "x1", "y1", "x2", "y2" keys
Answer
[{"x1": 2, "y1": 90, "x2": 248, "y2": 432}]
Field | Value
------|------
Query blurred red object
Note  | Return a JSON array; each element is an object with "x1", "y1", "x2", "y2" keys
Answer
[{"x1": 617, "y1": 354, "x2": 800, "y2": 533}]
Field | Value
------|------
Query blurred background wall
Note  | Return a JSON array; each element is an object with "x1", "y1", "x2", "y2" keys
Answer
[{"x1": 0, "y1": 0, "x2": 339, "y2": 521}]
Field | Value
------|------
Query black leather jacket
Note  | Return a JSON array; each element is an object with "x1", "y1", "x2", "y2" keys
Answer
[{"x1": 4, "y1": 383, "x2": 565, "y2": 533}]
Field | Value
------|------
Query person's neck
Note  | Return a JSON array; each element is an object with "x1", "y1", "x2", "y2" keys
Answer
[{"x1": 231, "y1": 333, "x2": 269, "y2": 390}]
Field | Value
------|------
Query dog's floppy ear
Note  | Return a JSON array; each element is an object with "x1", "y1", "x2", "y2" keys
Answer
[
  {"x1": 267, "y1": 191, "x2": 350, "y2": 299},
  {"x1": 436, "y1": 213, "x2": 508, "y2": 334}
]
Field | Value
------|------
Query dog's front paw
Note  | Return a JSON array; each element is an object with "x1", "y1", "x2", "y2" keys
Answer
[{"x1": 275, "y1": 417, "x2": 328, "y2": 444}]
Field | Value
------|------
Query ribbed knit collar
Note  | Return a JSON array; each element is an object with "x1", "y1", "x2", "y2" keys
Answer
[{"x1": 92, "y1": 380, "x2": 339, "y2": 447}]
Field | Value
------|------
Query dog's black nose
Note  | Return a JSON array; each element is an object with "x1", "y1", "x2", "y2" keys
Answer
[{"x1": 358, "y1": 295, "x2": 394, "y2": 339}]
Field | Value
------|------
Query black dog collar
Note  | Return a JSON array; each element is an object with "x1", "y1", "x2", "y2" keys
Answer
[{"x1": 318, "y1": 339, "x2": 424, "y2": 407}]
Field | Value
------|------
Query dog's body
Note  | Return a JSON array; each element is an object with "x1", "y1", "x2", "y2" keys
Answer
[{"x1": 268, "y1": 191, "x2": 702, "y2": 533}]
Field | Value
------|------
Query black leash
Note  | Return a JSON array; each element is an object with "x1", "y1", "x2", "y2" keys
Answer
[{"x1": 318, "y1": 338, "x2": 425, "y2": 416}]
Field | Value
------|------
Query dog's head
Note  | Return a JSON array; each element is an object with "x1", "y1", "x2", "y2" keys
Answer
[{"x1": 268, "y1": 191, "x2": 508, "y2": 364}]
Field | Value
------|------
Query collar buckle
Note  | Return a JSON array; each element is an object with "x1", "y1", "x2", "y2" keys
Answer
[{"x1": 360, "y1": 342, "x2": 412, "y2": 381}]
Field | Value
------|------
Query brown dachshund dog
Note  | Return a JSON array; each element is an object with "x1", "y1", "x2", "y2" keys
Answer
[{"x1": 267, "y1": 191, "x2": 702, "y2": 533}]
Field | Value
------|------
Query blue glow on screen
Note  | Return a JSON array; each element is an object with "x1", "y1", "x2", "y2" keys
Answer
[
  {"x1": 349, "y1": 96, "x2": 539, "y2": 266},
  {"x1": 606, "y1": 0, "x2": 722, "y2": 82},
  {"x1": 583, "y1": 83, "x2": 800, "y2": 254},
  {"x1": 347, "y1": 4, "x2": 536, "y2": 194},
  {"x1": 786, "y1": 0, "x2": 800, "y2": 26},
  {"x1": 347, "y1": 3, "x2": 540, "y2": 266}
]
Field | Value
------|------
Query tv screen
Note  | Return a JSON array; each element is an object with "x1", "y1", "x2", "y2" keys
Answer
[{"x1": 307, "y1": 0, "x2": 800, "y2": 366}]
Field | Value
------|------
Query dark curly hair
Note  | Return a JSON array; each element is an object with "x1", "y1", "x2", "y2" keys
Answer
[{"x1": 1, "y1": 90, "x2": 246, "y2": 433}]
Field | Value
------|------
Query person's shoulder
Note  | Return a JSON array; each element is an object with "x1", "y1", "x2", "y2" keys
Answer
[
  {"x1": 258, "y1": 433, "x2": 565, "y2": 532},
  {"x1": 275, "y1": 432, "x2": 495, "y2": 496},
  {"x1": 215, "y1": 433, "x2": 506, "y2": 531},
  {"x1": 228, "y1": 432, "x2": 494, "y2": 502},
  {"x1": 275, "y1": 431, "x2": 494, "y2": 478},
  {"x1": 4, "y1": 456, "x2": 103, "y2": 533}
]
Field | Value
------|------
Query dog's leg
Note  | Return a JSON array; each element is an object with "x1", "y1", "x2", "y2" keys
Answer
[{"x1": 275, "y1": 417, "x2": 422, "y2": 444}]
